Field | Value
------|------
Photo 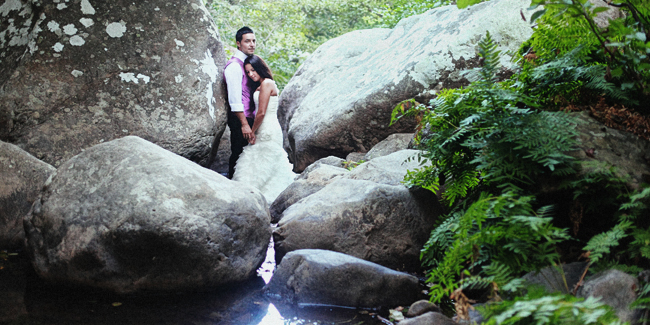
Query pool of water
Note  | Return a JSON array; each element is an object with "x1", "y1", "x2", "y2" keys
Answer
[{"x1": 0, "y1": 240, "x2": 391, "y2": 325}]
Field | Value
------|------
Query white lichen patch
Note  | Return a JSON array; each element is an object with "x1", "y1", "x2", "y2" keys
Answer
[
  {"x1": 154, "y1": 7, "x2": 160, "y2": 11},
  {"x1": 80, "y1": 0, "x2": 95, "y2": 15},
  {"x1": 198, "y1": 49, "x2": 218, "y2": 120},
  {"x1": 136, "y1": 73, "x2": 150, "y2": 84},
  {"x1": 175, "y1": 74, "x2": 183, "y2": 83},
  {"x1": 27, "y1": 39, "x2": 36, "y2": 52},
  {"x1": 79, "y1": 18, "x2": 93, "y2": 27},
  {"x1": 119, "y1": 72, "x2": 137, "y2": 83},
  {"x1": 4, "y1": 19, "x2": 31, "y2": 47},
  {"x1": 71, "y1": 69, "x2": 83, "y2": 77},
  {"x1": 0, "y1": 0, "x2": 23, "y2": 17},
  {"x1": 151, "y1": 55, "x2": 161, "y2": 62},
  {"x1": 106, "y1": 21, "x2": 126, "y2": 38},
  {"x1": 69, "y1": 35, "x2": 84, "y2": 46},
  {"x1": 52, "y1": 42, "x2": 64, "y2": 52},
  {"x1": 62, "y1": 23, "x2": 77, "y2": 35},
  {"x1": 119, "y1": 72, "x2": 151, "y2": 84},
  {"x1": 47, "y1": 20, "x2": 60, "y2": 32},
  {"x1": 174, "y1": 39, "x2": 184, "y2": 47},
  {"x1": 57, "y1": 3, "x2": 67, "y2": 10},
  {"x1": 20, "y1": 12, "x2": 45, "y2": 54}
]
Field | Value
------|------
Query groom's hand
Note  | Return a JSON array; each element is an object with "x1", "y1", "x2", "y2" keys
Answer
[{"x1": 241, "y1": 124, "x2": 254, "y2": 143}]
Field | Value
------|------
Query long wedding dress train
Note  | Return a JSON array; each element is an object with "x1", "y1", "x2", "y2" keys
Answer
[{"x1": 232, "y1": 87, "x2": 297, "y2": 203}]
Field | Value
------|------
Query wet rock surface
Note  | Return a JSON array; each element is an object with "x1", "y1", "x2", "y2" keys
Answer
[
  {"x1": 400, "y1": 311, "x2": 459, "y2": 325},
  {"x1": 266, "y1": 249, "x2": 422, "y2": 308},
  {"x1": 24, "y1": 136, "x2": 271, "y2": 293},
  {"x1": 406, "y1": 300, "x2": 442, "y2": 318}
]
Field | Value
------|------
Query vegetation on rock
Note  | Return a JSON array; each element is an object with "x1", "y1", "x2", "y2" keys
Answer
[{"x1": 392, "y1": 0, "x2": 649, "y2": 323}]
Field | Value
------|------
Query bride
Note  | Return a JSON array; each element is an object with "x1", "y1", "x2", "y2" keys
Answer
[{"x1": 232, "y1": 55, "x2": 297, "y2": 203}]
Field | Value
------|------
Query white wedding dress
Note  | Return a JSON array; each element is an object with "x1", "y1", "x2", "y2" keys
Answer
[{"x1": 232, "y1": 85, "x2": 297, "y2": 203}]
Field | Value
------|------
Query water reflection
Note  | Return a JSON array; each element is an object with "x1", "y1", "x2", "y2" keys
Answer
[
  {"x1": 0, "y1": 238, "x2": 385, "y2": 325},
  {"x1": 256, "y1": 304, "x2": 284, "y2": 325}
]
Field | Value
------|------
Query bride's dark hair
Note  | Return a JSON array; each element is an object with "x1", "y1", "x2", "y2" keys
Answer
[{"x1": 244, "y1": 55, "x2": 274, "y2": 85}]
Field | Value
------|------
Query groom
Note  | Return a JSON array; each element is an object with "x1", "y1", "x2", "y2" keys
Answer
[{"x1": 224, "y1": 26, "x2": 256, "y2": 179}]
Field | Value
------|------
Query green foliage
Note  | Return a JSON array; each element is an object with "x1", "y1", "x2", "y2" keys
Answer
[
  {"x1": 580, "y1": 186, "x2": 650, "y2": 272},
  {"x1": 528, "y1": 0, "x2": 650, "y2": 108},
  {"x1": 205, "y1": 0, "x2": 452, "y2": 88},
  {"x1": 396, "y1": 31, "x2": 648, "y2": 321},
  {"x1": 524, "y1": 6, "x2": 600, "y2": 61},
  {"x1": 423, "y1": 192, "x2": 570, "y2": 302},
  {"x1": 392, "y1": 32, "x2": 579, "y2": 207},
  {"x1": 632, "y1": 278, "x2": 650, "y2": 324},
  {"x1": 583, "y1": 220, "x2": 633, "y2": 265},
  {"x1": 374, "y1": 0, "x2": 451, "y2": 28},
  {"x1": 512, "y1": 47, "x2": 629, "y2": 107},
  {"x1": 342, "y1": 159, "x2": 366, "y2": 170},
  {"x1": 479, "y1": 287, "x2": 624, "y2": 325},
  {"x1": 561, "y1": 161, "x2": 630, "y2": 203},
  {"x1": 206, "y1": 0, "x2": 312, "y2": 89},
  {"x1": 205, "y1": 0, "x2": 391, "y2": 88},
  {"x1": 619, "y1": 187, "x2": 650, "y2": 261},
  {"x1": 456, "y1": 0, "x2": 486, "y2": 9}
]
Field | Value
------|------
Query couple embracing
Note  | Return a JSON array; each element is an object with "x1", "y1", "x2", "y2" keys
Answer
[{"x1": 224, "y1": 26, "x2": 296, "y2": 202}]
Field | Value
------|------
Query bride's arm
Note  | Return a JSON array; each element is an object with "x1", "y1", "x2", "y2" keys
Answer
[{"x1": 250, "y1": 79, "x2": 275, "y2": 136}]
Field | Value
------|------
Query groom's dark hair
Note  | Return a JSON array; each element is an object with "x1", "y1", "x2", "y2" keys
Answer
[{"x1": 236, "y1": 26, "x2": 254, "y2": 43}]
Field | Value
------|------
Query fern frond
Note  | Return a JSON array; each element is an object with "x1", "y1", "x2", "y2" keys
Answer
[{"x1": 583, "y1": 220, "x2": 633, "y2": 264}]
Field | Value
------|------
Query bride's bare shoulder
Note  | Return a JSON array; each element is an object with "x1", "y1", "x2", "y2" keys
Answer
[{"x1": 261, "y1": 79, "x2": 278, "y2": 95}]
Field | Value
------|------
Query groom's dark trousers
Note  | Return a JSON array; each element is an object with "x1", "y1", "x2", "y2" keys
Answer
[{"x1": 228, "y1": 112, "x2": 255, "y2": 179}]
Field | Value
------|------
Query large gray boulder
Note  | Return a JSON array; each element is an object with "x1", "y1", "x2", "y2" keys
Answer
[
  {"x1": 278, "y1": 0, "x2": 536, "y2": 172},
  {"x1": 0, "y1": 0, "x2": 228, "y2": 168},
  {"x1": 273, "y1": 178, "x2": 441, "y2": 271},
  {"x1": 0, "y1": 141, "x2": 55, "y2": 249},
  {"x1": 23, "y1": 136, "x2": 271, "y2": 293},
  {"x1": 265, "y1": 249, "x2": 421, "y2": 308}
]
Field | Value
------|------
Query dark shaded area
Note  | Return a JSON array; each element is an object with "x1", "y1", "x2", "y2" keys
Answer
[{"x1": 0, "y1": 249, "x2": 389, "y2": 325}]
